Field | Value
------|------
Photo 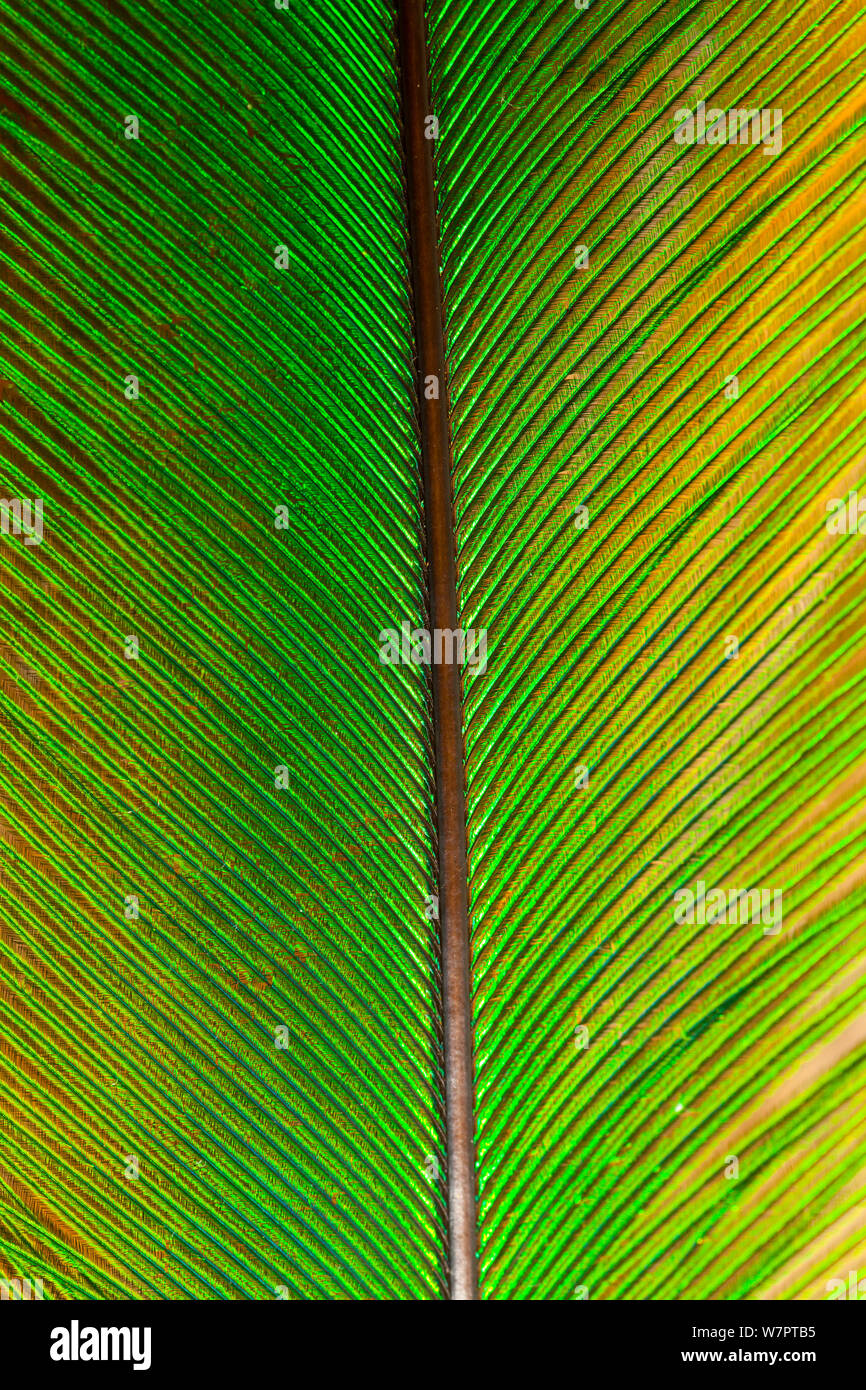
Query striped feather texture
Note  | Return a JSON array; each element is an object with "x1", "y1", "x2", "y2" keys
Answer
[
  {"x1": 292, "y1": 2, "x2": 446, "y2": 1298},
  {"x1": 0, "y1": 0, "x2": 443, "y2": 1300},
  {"x1": 428, "y1": 0, "x2": 866, "y2": 1299},
  {"x1": 2, "y1": 0, "x2": 864, "y2": 1305}
]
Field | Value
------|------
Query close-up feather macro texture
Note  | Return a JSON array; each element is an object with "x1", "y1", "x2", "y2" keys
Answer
[{"x1": 1, "y1": 0, "x2": 865, "y2": 1307}]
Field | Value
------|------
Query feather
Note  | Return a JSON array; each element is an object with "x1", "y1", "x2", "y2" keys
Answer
[
  {"x1": 0, "y1": 0, "x2": 445, "y2": 1299},
  {"x1": 2, "y1": 0, "x2": 864, "y2": 1305},
  {"x1": 428, "y1": 0, "x2": 866, "y2": 1298}
]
